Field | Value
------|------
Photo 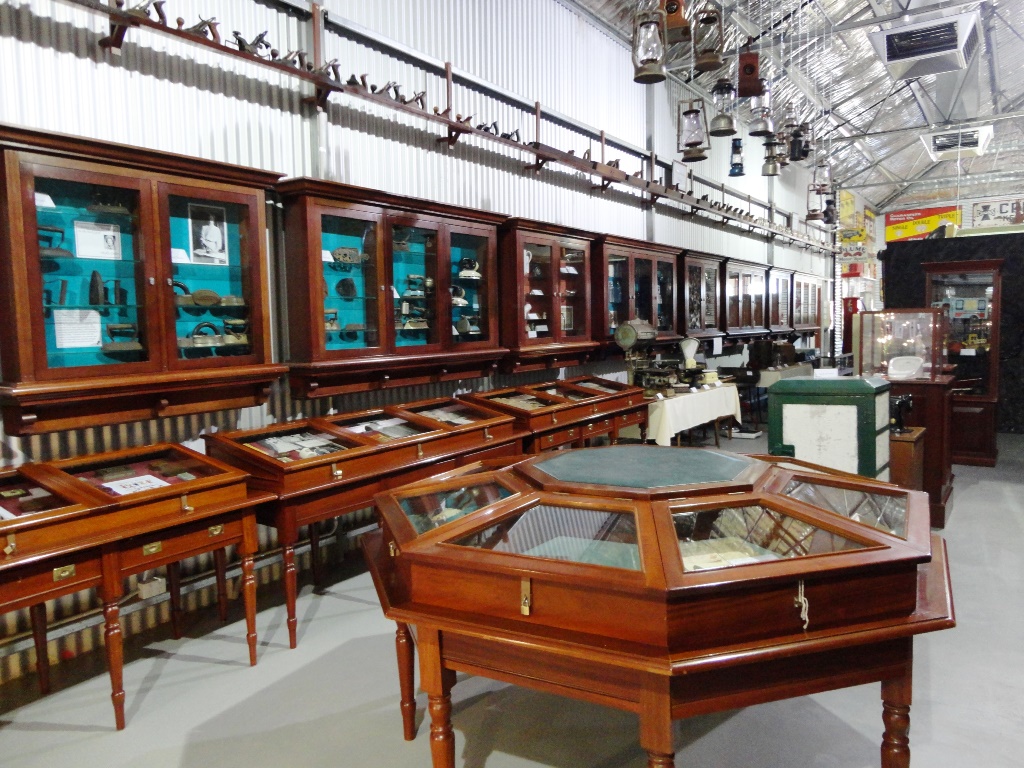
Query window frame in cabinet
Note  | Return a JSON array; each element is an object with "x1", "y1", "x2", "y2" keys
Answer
[
  {"x1": 500, "y1": 219, "x2": 597, "y2": 372},
  {"x1": 681, "y1": 252, "x2": 725, "y2": 340},
  {"x1": 0, "y1": 128, "x2": 285, "y2": 435},
  {"x1": 793, "y1": 273, "x2": 823, "y2": 332},
  {"x1": 723, "y1": 259, "x2": 769, "y2": 338},
  {"x1": 767, "y1": 267, "x2": 794, "y2": 334},
  {"x1": 594, "y1": 236, "x2": 681, "y2": 346},
  {"x1": 277, "y1": 179, "x2": 507, "y2": 398}
]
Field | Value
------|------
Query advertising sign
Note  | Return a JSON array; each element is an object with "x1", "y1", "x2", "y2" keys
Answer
[
  {"x1": 884, "y1": 206, "x2": 961, "y2": 241},
  {"x1": 971, "y1": 199, "x2": 1024, "y2": 227}
]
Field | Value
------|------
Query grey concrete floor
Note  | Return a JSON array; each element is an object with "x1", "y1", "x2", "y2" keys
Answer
[{"x1": 1, "y1": 434, "x2": 1022, "y2": 768}]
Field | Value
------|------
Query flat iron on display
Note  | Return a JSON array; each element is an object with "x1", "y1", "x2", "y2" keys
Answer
[
  {"x1": 37, "y1": 225, "x2": 73, "y2": 259},
  {"x1": 450, "y1": 285, "x2": 469, "y2": 307},
  {"x1": 101, "y1": 323, "x2": 144, "y2": 353},
  {"x1": 458, "y1": 258, "x2": 482, "y2": 280}
]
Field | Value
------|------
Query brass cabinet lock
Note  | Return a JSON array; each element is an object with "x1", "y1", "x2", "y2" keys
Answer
[
  {"x1": 417, "y1": 444, "x2": 424, "y2": 459},
  {"x1": 180, "y1": 494, "x2": 194, "y2": 513},
  {"x1": 520, "y1": 577, "x2": 532, "y2": 616},
  {"x1": 483, "y1": 428, "x2": 493, "y2": 441},
  {"x1": 53, "y1": 564, "x2": 76, "y2": 582},
  {"x1": 142, "y1": 541, "x2": 163, "y2": 556},
  {"x1": 388, "y1": 540, "x2": 399, "y2": 557},
  {"x1": 208, "y1": 524, "x2": 224, "y2": 537},
  {"x1": 330, "y1": 462, "x2": 343, "y2": 479}
]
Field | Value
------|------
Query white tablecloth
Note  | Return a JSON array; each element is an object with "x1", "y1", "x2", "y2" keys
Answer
[
  {"x1": 646, "y1": 384, "x2": 743, "y2": 447},
  {"x1": 756, "y1": 362, "x2": 814, "y2": 388}
]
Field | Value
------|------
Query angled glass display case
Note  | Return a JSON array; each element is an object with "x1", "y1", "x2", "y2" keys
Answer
[{"x1": 364, "y1": 444, "x2": 953, "y2": 768}]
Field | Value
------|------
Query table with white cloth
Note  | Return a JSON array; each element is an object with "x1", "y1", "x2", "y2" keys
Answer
[{"x1": 646, "y1": 383, "x2": 743, "y2": 447}]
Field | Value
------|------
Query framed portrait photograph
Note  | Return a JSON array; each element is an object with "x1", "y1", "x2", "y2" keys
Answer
[
  {"x1": 73, "y1": 220, "x2": 121, "y2": 260},
  {"x1": 188, "y1": 203, "x2": 229, "y2": 265}
]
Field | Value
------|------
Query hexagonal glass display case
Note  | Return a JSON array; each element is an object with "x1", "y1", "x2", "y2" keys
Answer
[{"x1": 364, "y1": 444, "x2": 954, "y2": 768}]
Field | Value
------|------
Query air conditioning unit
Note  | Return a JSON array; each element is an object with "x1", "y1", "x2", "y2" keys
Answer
[
  {"x1": 869, "y1": 12, "x2": 980, "y2": 80},
  {"x1": 921, "y1": 125, "x2": 993, "y2": 161}
]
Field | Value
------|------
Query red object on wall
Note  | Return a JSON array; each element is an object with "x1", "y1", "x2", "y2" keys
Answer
[{"x1": 842, "y1": 296, "x2": 865, "y2": 355}]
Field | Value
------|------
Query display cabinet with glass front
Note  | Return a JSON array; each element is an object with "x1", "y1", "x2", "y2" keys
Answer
[
  {"x1": 768, "y1": 267, "x2": 794, "y2": 333},
  {"x1": 924, "y1": 259, "x2": 1003, "y2": 466},
  {"x1": 681, "y1": 252, "x2": 725, "y2": 339},
  {"x1": 793, "y1": 273, "x2": 823, "y2": 333},
  {"x1": 2, "y1": 443, "x2": 271, "y2": 728},
  {"x1": 592, "y1": 236, "x2": 680, "y2": 347},
  {"x1": 854, "y1": 309, "x2": 947, "y2": 380},
  {"x1": 364, "y1": 445, "x2": 953, "y2": 768},
  {"x1": 723, "y1": 259, "x2": 768, "y2": 336},
  {"x1": 500, "y1": 219, "x2": 597, "y2": 371},
  {"x1": 0, "y1": 126, "x2": 285, "y2": 434},
  {"x1": 277, "y1": 179, "x2": 506, "y2": 397}
]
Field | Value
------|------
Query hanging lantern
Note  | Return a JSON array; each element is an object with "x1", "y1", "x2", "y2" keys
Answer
[
  {"x1": 709, "y1": 78, "x2": 737, "y2": 137},
  {"x1": 749, "y1": 79, "x2": 774, "y2": 137},
  {"x1": 761, "y1": 136, "x2": 781, "y2": 177},
  {"x1": 788, "y1": 123, "x2": 805, "y2": 162},
  {"x1": 822, "y1": 196, "x2": 838, "y2": 225},
  {"x1": 729, "y1": 138, "x2": 745, "y2": 177},
  {"x1": 812, "y1": 153, "x2": 833, "y2": 192},
  {"x1": 806, "y1": 184, "x2": 824, "y2": 221},
  {"x1": 632, "y1": 0, "x2": 667, "y2": 84},
  {"x1": 737, "y1": 37, "x2": 763, "y2": 98},
  {"x1": 692, "y1": 3, "x2": 724, "y2": 73},
  {"x1": 665, "y1": 0, "x2": 691, "y2": 45},
  {"x1": 677, "y1": 99, "x2": 710, "y2": 162}
]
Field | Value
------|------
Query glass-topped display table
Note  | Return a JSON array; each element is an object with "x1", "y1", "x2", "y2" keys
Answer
[
  {"x1": 364, "y1": 445, "x2": 953, "y2": 767},
  {"x1": 204, "y1": 397, "x2": 524, "y2": 648},
  {"x1": 459, "y1": 376, "x2": 646, "y2": 452},
  {"x1": 0, "y1": 444, "x2": 274, "y2": 729}
]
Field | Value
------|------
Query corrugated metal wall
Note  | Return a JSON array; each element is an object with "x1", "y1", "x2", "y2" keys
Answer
[{"x1": 0, "y1": 0, "x2": 833, "y2": 682}]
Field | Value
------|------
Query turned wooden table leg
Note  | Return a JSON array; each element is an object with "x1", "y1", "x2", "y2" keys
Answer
[
  {"x1": 309, "y1": 523, "x2": 324, "y2": 591},
  {"x1": 639, "y1": 675, "x2": 674, "y2": 768},
  {"x1": 29, "y1": 603, "x2": 50, "y2": 695},
  {"x1": 419, "y1": 627, "x2": 456, "y2": 768},
  {"x1": 396, "y1": 622, "x2": 416, "y2": 740},
  {"x1": 103, "y1": 599, "x2": 126, "y2": 729},
  {"x1": 881, "y1": 671, "x2": 912, "y2": 768},
  {"x1": 645, "y1": 753, "x2": 675, "y2": 768},
  {"x1": 166, "y1": 561, "x2": 183, "y2": 639},
  {"x1": 281, "y1": 537, "x2": 298, "y2": 649},
  {"x1": 241, "y1": 516, "x2": 259, "y2": 666},
  {"x1": 213, "y1": 548, "x2": 228, "y2": 623}
]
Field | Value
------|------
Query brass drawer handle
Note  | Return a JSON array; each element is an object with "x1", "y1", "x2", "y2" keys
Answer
[
  {"x1": 53, "y1": 564, "x2": 76, "y2": 582},
  {"x1": 208, "y1": 524, "x2": 224, "y2": 537},
  {"x1": 568, "y1": 429, "x2": 576, "y2": 437},
  {"x1": 330, "y1": 462, "x2": 343, "y2": 479},
  {"x1": 142, "y1": 541, "x2": 163, "y2": 556}
]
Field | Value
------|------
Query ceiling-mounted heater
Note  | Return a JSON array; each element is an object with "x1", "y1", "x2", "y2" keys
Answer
[
  {"x1": 921, "y1": 125, "x2": 993, "y2": 161},
  {"x1": 869, "y1": 11, "x2": 979, "y2": 80}
]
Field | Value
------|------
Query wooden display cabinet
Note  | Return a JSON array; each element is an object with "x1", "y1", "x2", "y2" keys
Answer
[
  {"x1": 723, "y1": 259, "x2": 769, "y2": 338},
  {"x1": 204, "y1": 397, "x2": 524, "y2": 648},
  {"x1": 0, "y1": 443, "x2": 273, "y2": 729},
  {"x1": 499, "y1": 219, "x2": 598, "y2": 372},
  {"x1": 793, "y1": 272, "x2": 824, "y2": 335},
  {"x1": 460, "y1": 376, "x2": 646, "y2": 452},
  {"x1": 277, "y1": 179, "x2": 507, "y2": 397},
  {"x1": 681, "y1": 252, "x2": 725, "y2": 340},
  {"x1": 592, "y1": 235, "x2": 680, "y2": 348},
  {"x1": 364, "y1": 445, "x2": 953, "y2": 768},
  {"x1": 924, "y1": 259, "x2": 1002, "y2": 466},
  {"x1": 0, "y1": 125, "x2": 286, "y2": 434},
  {"x1": 768, "y1": 267, "x2": 794, "y2": 334}
]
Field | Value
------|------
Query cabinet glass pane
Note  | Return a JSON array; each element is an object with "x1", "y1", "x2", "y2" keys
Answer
[
  {"x1": 795, "y1": 280, "x2": 805, "y2": 325},
  {"x1": 704, "y1": 266, "x2": 718, "y2": 327},
  {"x1": 393, "y1": 224, "x2": 438, "y2": 347},
  {"x1": 0, "y1": 476, "x2": 73, "y2": 519},
  {"x1": 169, "y1": 196, "x2": 252, "y2": 359},
  {"x1": 523, "y1": 244, "x2": 554, "y2": 340},
  {"x1": 409, "y1": 401, "x2": 492, "y2": 426},
  {"x1": 634, "y1": 258, "x2": 653, "y2": 326},
  {"x1": 453, "y1": 503, "x2": 641, "y2": 571},
  {"x1": 656, "y1": 262, "x2": 673, "y2": 332},
  {"x1": 331, "y1": 414, "x2": 434, "y2": 442},
  {"x1": 400, "y1": 481, "x2": 514, "y2": 534},
  {"x1": 686, "y1": 263, "x2": 702, "y2": 330},
  {"x1": 770, "y1": 278, "x2": 781, "y2": 325},
  {"x1": 672, "y1": 505, "x2": 864, "y2": 572},
  {"x1": 751, "y1": 272, "x2": 765, "y2": 327},
  {"x1": 71, "y1": 447, "x2": 224, "y2": 496},
  {"x1": 240, "y1": 428, "x2": 354, "y2": 463},
  {"x1": 727, "y1": 270, "x2": 740, "y2": 327},
  {"x1": 609, "y1": 257, "x2": 629, "y2": 332},
  {"x1": 928, "y1": 270, "x2": 996, "y2": 395},
  {"x1": 451, "y1": 232, "x2": 489, "y2": 342},
  {"x1": 779, "y1": 279, "x2": 789, "y2": 326},
  {"x1": 34, "y1": 177, "x2": 148, "y2": 369},
  {"x1": 783, "y1": 479, "x2": 908, "y2": 538},
  {"x1": 559, "y1": 248, "x2": 586, "y2": 338},
  {"x1": 741, "y1": 273, "x2": 752, "y2": 326},
  {"x1": 321, "y1": 214, "x2": 379, "y2": 351}
]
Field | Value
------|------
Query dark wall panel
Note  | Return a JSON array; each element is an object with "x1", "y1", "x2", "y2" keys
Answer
[{"x1": 882, "y1": 233, "x2": 1024, "y2": 434}]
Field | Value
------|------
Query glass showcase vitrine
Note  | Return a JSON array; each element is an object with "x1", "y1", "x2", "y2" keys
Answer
[
  {"x1": 682, "y1": 253, "x2": 724, "y2": 339},
  {"x1": 364, "y1": 444, "x2": 953, "y2": 768},
  {"x1": 855, "y1": 309, "x2": 946, "y2": 380},
  {"x1": 0, "y1": 126, "x2": 285, "y2": 434},
  {"x1": 277, "y1": 179, "x2": 507, "y2": 397},
  {"x1": 593, "y1": 236, "x2": 680, "y2": 347},
  {"x1": 723, "y1": 259, "x2": 768, "y2": 336}
]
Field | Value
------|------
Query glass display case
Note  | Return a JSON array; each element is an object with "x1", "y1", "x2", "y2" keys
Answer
[
  {"x1": 277, "y1": 179, "x2": 506, "y2": 397},
  {"x1": 0, "y1": 126, "x2": 285, "y2": 434},
  {"x1": 793, "y1": 273, "x2": 823, "y2": 331},
  {"x1": 768, "y1": 268, "x2": 793, "y2": 332},
  {"x1": 364, "y1": 444, "x2": 952, "y2": 768},
  {"x1": 854, "y1": 309, "x2": 946, "y2": 380},
  {"x1": 682, "y1": 253, "x2": 724, "y2": 339},
  {"x1": 500, "y1": 219, "x2": 597, "y2": 371},
  {"x1": 924, "y1": 259, "x2": 1003, "y2": 466},
  {"x1": 593, "y1": 236, "x2": 680, "y2": 346},
  {"x1": 723, "y1": 260, "x2": 768, "y2": 336}
]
